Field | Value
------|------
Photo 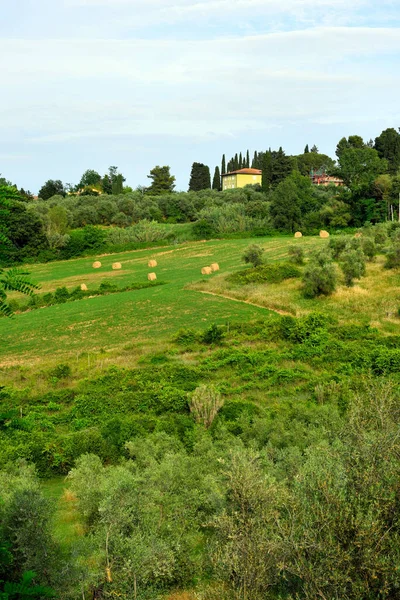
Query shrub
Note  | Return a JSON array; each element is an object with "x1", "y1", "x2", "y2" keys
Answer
[
  {"x1": 172, "y1": 328, "x2": 200, "y2": 345},
  {"x1": 228, "y1": 263, "x2": 301, "y2": 285},
  {"x1": 288, "y1": 245, "x2": 305, "y2": 265},
  {"x1": 340, "y1": 246, "x2": 366, "y2": 287},
  {"x1": 328, "y1": 236, "x2": 351, "y2": 259},
  {"x1": 49, "y1": 364, "x2": 72, "y2": 380},
  {"x1": 192, "y1": 219, "x2": 216, "y2": 239},
  {"x1": 53, "y1": 286, "x2": 70, "y2": 303},
  {"x1": 242, "y1": 244, "x2": 264, "y2": 267},
  {"x1": 202, "y1": 323, "x2": 224, "y2": 345},
  {"x1": 361, "y1": 237, "x2": 376, "y2": 261},
  {"x1": 302, "y1": 249, "x2": 337, "y2": 298},
  {"x1": 189, "y1": 384, "x2": 224, "y2": 428},
  {"x1": 385, "y1": 237, "x2": 400, "y2": 269}
]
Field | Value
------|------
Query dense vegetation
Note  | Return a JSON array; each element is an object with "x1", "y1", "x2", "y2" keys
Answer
[
  {"x1": 2, "y1": 127, "x2": 400, "y2": 598},
  {"x1": 1, "y1": 127, "x2": 400, "y2": 267}
]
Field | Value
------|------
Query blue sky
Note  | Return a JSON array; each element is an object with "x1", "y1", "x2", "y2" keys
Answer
[{"x1": 1, "y1": 0, "x2": 399, "y2": 193}]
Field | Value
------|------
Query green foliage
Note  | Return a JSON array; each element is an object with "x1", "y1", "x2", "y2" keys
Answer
[
  {"x1": 192, "y1": 219, "x2": 216, "y2": 239},
  {"x1": 147, "y1": 165, "x2": 176, "y2": 195},
  {"x1": 202, "y1": 323, "x2": 224, "y2": 345},
  {"x1": 1, "y1": 570, "x2": 56, "y2": 599},
  {"x1": 302, "y1": 248, "x2": 337, "y2": 298},
  {"x1": 385, "y1": 233, "x2": 400, "y2": 269},
  {"x1": 242, "y1": 243, "x2": 264, "y2": 267},
  {"x1": 229, "y1": 262, "x2": 300, "y2": 285},
  {"x1": 328, "y1": 235, "x2": 351, "y2": 259},
  {"x1": 340, "y1": 245, "x2": 366, "y2": 286},
  {"x1": 288, "y1": 244, "x2": 305, "y2": 265},
  {"x1": 0, "y1": 268, "x2": 39, "y2": 317},
  {"x1": 188, "y1": 162, "x2": 211, "y2": 191},
  {"x1": 38, "y1": 180, "x2": 65, "y2": 201},
  {"x1": 189, "y1": 384, "x2": 224, "y2": 428}
]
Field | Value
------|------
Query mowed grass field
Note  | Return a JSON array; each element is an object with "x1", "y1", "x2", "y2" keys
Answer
[
  {"x1": 1, "y1": 234, "x2": 399, "y2": 373},
  {"x1": 0, "y1": 236, "x2": 298, "y2": 367}
]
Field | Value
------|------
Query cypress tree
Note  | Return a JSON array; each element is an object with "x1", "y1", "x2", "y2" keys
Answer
[
  {"x1": 304, "y1": 144, "x2": 309, "y2": 153},
  {"x1": 246, "y1": 150, "x2": 250, "y2": 168},
  {"x1": 271, "y1": 147, "x2": 293, "y2": 186},
  {"x1": 221, "y1": 154, "x2": 226, "y2": 176},
  {"x1": 234, "y1": 153, "x2": 239, "y2": 170},
  {"x1": 212, "y1": 166, "x2": 221, "y2": 190},
  {"x1": 252, "y1": 151, "x2": 258, "y2": 168},
  {"x1": 188, "y1": 163, "x2": 211, "y2": 191},
  {"x1": 261, "y1": 150, "x2": 273, "y2": 192},
  {"x1": 239, "y1": 152, "x2": 243, "y2": 169}
]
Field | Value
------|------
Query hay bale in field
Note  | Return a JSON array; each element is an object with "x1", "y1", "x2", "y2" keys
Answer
[
  {"x1": 210, "y1": 263, "x2": 220, "y2": 272},
  {"x1": 294, "y1": 231, "x2": 302, "y2": 238},
  {"x1": 148, "y1": 272, "x2": 157, "y2": 281},
  {"x1": 80, "y1": 284, "x2": 88, "y2": 291},
  {"x1": 148, "y1": 259, "x2": 157, "y2": 268},
  {"x1": 112, "y1": 262, "x2": 122, "y2": 270},
  {"x1": 201, "y1": 266, "x2": 212, "y2": 275},
  {"x1": 354, "y1": 232, "x2": 363, "y2": 239},
  {"x1": 92, "y1": 261, "x2": 102, "y2": 269},
  {"x1": 319, "y1": 230, "x2": 330, "y2": 238}
]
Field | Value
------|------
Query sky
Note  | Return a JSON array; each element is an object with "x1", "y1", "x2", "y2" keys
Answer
[{"x1": 1, "y1": 0, "x2": 400, "y2": 193}]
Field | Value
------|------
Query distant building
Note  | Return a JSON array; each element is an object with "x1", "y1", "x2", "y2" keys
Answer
[
  {"x1": 222, "y1": 168, "x2": 262, "y2": 190},
  {"x1": 310, "y1": 168, "x2": 343, "y2": 186}
]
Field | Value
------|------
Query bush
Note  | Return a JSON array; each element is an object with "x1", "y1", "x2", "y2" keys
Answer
[
  {"x1": 385, "y1": 236, "x2": 400, "y2": 269},
  {"x1": 303, "y1": 249, "x2": 337, "y2": 298},
  {"x1": 242, "y1": 244, "x2": 264, "y2": 267},
  {"x1": 192, "y1": 219, "x2": 216, "y2": 239},
  {"x1": 361, "y1": 237, "x2": 376, "y2": 261},
  {"x1": 340, "y1": 246, "x2": 366, "y2": 286},
  {"x1": 53, "y1": 286, "x2": 70, "y2": 303},
  {"x1": 189, "y1": 384, "x2": 224, "y2": 428},
  {"x1": 288, "y1": 245, "x2": 305, "y2": 265},
  {"x1": 228, "y1": 263, "x2": 301, "y2": 285},
  {"x1": 202, "y1": 323, "x2": 224, "y2": 345},
  {"x1": 328, "y1": 236, "x2": 351, "y2": 259}
]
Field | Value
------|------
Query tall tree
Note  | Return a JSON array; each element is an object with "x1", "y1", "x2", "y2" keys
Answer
[
  {"x1": 239, "y1": 152, "x2": 243, "y2": 169},
  {"x1": 310, "y1": 144, "x2": 319, "y2": 153},
  {"x1": 221, "y1": 154, "x2": 226, "y2": 176},
  {"x1": 261, "y1": 150, "x2": 273, "y2": 192},
  {"x1": 0, "y1": 186, "x2": 39, "y2": 315},
  {"x1": 234, "y1": 153, "x2": 239, "y2": 171},
  {"x1": 38, "y1": 180, "x2": 65, "y2": 200},
  {"x1": 271, "y1": 147, "x2": 293, "y2": 186},
  {"x1": 304, "y1": 144, "x2": 310, "y2": 153},
  {"x1": 246, "y1": 150, "x2": 250, "y2": 168},
  {"x1": 374, "y1": 128, "x2": 400, "y2": 175},
  {"x1": 212, "y1": 166, "x2": 221, "y2": 191},
  {"x1": 78, "y1": 169, "x2": 101, "y2": 189},
  {"x1": 146, "y1": 165, "x2": 176, "y2": 195},
  {"x1": 188, "y1": 163, "x2": 211, "y2": 191}
]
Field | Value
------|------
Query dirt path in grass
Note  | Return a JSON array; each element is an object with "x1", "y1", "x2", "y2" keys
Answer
[{"x1": 195, "y1": 290, "x2": 294, "y2": 316}]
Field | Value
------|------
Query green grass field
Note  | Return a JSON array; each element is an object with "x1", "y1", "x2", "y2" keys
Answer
[
  {"x1": 1, "y1": 233, "x2": 398, "y2": 377},
  {"x1": 0, "y1": 236, "x2": 293, "y2": 366}
]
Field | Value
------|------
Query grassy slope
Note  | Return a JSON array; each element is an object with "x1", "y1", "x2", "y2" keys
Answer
[
  {"x1": 1, "y1": 234, "x2": 399, "y2": 375},
  {"x1": 0, "y1": 237, "x2": 292, "y2": 368}
]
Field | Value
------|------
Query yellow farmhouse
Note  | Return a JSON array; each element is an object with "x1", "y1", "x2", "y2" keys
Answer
[{"x1": 222, "y1": 168, "x2": 262, "y2": 190}]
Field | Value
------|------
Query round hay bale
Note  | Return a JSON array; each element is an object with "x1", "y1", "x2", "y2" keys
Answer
[
  {"x1": 92, "y1": 261, "x2": 102, "y2": 269},
  {"x1": 112, "y1": 262, "x2": 122, "y2": 270},
  {"x1": 148, "y1": 272, "x2": 157, "y2": 281},
  {"x1": 210, "y1": 263, "x2": 220, "y2": 272},
  {"x1": 319, "y1": 230, "x2": 330, "y2": 239},
  {"x1": 294, "y1": 231, "x2": 302, "y2": 238},
  {"x1": 354, "y1": 232, "x2": 362, "y2": 239},
  {"x1": 148, "y1": 259, "x2": 157, "y2": 268},
  {"x1": 80, "y1": 283, "x2": 88, "y2": 291},
  {"x1": 201, "y1": 266, "x2": 212, "y2": 275}
]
